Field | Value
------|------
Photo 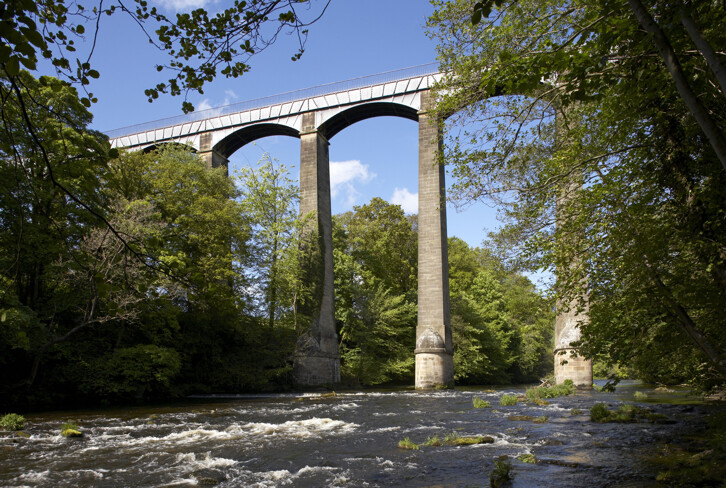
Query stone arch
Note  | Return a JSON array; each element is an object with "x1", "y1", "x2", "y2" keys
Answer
[
  {"x1": 317, "y1": 102, "x2": 419, "y2": 140},
  {"x1": 213, "y1": 122, "x2": 300, "y2": 160}
]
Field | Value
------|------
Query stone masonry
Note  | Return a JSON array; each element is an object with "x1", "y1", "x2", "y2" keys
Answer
[
  {"x1": 198, "y1": 132, "x2": 229, "y2": 169},
  {"x1": 414, "y1": 91, "x2": 454, "y2": 388},
  {"x1": 553, "y1": 105, "x2": 592, "y2": 388},
  {"x1": 292, "y1": 112, "x2": 341, "y2": 386},
  {"x1": 554, "y1": 299, "x2": 592, "y2": 387}
]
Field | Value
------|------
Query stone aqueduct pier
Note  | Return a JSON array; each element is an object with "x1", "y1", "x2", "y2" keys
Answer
[{"x1": 108, "y1": 64, "x2": 590, "y2": 389}]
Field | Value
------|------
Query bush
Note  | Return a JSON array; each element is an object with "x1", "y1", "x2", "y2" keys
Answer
[
  {"x1": 590, "y1": 403, "x2": 611, "y2": 422},
  {"x1": 518, "y1": 453, "x2": 537, "y2": 463},
  {"x1": 490, "y1": 456, "x2": 512, "y2": 487},
  {"x1": 634, "y1": 391, "x2": 648, "y2": 401},
  {"x1": 589, "y1": 403, "x2": 663, "y2": 423},
  {"x1": 61, "y1": 422, "x2": 82, "y2": 437},
  {"x1": 0, "y1": 413, "x2": 25, "y2": 431},
  {"x1": 500, "y1": 394, "x2": 518, "y2": 406},
  {"x1": 525, "y1": 381, "x2": 575, "y2": 401},
  {"x1": 473, "y1": 397, "x2": 491, "y2": 408}
]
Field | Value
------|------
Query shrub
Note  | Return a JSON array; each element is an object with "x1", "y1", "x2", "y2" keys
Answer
[
  {"x1": 473, "y1": 397, "x2": 491, "y2": 408},
  {"x1": 525, "y1": 381, "x2": 576, "y2": 401},
  {"x1": 518, "y1": 453, "x2": 537, "y2": 464},
  {"x1": 61, "y1": 422, "x2": 82, "y2": 437},
  {"x1": 0, "y1": 413, "x2": 25, "y2": 431},
  {"x1": 634, "y1": 391, "x2": 648, "y2": 401},
  {"x1": 500, "y1": 394, "x2": 518, "y2": 406},
  {"x1": 590, "y1": 403, "x2": 611, "y2": 422},
  {"x1": 490, "y1": 456, "x2": 512, "y2": 487}
]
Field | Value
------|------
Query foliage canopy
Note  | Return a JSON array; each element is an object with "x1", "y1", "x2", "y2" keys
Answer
[{"x1": 428, "y1": 0, "x2": 726, "y2": 388}]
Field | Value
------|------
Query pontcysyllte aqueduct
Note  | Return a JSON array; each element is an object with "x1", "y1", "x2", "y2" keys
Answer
[{"x1": 107, "y1": 63, "x2": 592, "y2": 389}]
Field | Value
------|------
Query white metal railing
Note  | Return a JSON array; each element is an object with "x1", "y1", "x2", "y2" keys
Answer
[{"x1": 105, "y1": 62, "x2": 439, "y2": 139}]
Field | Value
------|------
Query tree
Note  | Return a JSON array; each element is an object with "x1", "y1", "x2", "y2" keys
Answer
[
  {"x1": 333, "y1": 199, "x2": 418, "y2": 385},
  {"x1": 343, "y1": 197, "x2": 418, "y2": 295},
  {"x1": 107, "y1": 146, "x2": 265, "y2": 395},
  {"x1": 448, "y1": 237, "x2": 553, "y2": 384},
  {"x1": 0, "y1": 71, "x2": 118, "y2": 397},
  {"x1": 1, "y1": 0, "x2": 331, "y2": 111},
  {"x1": 236, "y1": 154, "x2": 302, "y2": 329},
  {"x1": 0, "y1": 0, "x2": 331, "y2": 278},
  {"x1": 428, "y1": 0, "x2": 726, "y2": 387}
]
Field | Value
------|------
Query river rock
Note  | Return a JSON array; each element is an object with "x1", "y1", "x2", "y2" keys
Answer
[{"x1": 192, "y1": 469, "x2": 227, "y2": 486}]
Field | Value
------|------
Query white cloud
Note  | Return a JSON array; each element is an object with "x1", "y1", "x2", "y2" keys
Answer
[
  {"x1": 391, "y1": 187, "x2": 418, "y2": 214},
  {"x1": 196, "y1": 99, "x2": 213, "y2": 111},
  {"x1": 155, "y1": 0, "x2": 213, "y2": 11},
  {"x1": 329, "y1": 160, "x2": 375, "y2": 207},
  {"x1": 194, "y1": 92, "x2": 236, "y2": 115}
]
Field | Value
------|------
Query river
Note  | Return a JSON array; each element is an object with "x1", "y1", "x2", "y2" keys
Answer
[{"x1": 0, "y1": 381, "x2": 717, "y2": 487}]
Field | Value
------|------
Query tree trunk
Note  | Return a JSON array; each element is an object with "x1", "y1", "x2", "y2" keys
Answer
[
  {"x1": 642, "y1": 254, "x2": 726, "y2": 378},
  {"x1": 680, "y1": 10, "x2": 726, "y2": 98}
]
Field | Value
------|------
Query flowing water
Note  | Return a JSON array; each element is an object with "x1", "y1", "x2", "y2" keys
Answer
[{"x1": 0, "y1": 381, "x2": 717, "y2": 487}]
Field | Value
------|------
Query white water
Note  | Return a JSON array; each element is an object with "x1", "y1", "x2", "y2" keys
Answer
[{"x1": 0, "y1": 384, "x2": 713, "y2": 487}]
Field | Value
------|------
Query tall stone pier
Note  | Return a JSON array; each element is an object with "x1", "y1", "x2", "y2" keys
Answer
[
  {"x1": 554, "y1": 299, "x2": 592, "y2": 387},
  {"x1": 553, "y1": 108, "x2": 592, "y2": 388},
  {"x1": 292, "y1": 112, "x2": 341, "y2": 386},
  {"x1": 198, "y1": 133, "x2": 229, "y2": 169},
  {"x1": 414, "y1": 92, "x2": 454, "y2": 389},
  {"x1": 107, "y1": 67, "x2": 455, "y2": 389}
]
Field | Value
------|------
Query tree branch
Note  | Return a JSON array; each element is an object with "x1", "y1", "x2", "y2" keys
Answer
[{"x1": 628, "y1": 0, "x2": 726, "y2": 171}]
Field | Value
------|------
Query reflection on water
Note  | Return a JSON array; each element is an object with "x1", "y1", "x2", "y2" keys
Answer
[{"x1": 0, "y1": 382, "x2": 717, "y2": 487}]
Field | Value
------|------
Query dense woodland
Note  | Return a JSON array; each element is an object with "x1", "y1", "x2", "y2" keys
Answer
[
  {"x1": 2, "y1": 0, "x2": 726, "y2": 409},
  {"x1": 0, "y1": 71, "x2": 553, "y2": 409}
]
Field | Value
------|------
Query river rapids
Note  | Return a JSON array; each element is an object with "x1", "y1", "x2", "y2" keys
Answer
[{"x1": 0, "y1": 381, "x2": 716, "y2": 487}]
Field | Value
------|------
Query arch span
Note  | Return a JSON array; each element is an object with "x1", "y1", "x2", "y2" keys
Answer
[
  {"x1": 213, "y1": 123, "x2": 300, "y2": 160},
  {"x1": 318, "y1": 102, "x2": 419, "y2": 140}
]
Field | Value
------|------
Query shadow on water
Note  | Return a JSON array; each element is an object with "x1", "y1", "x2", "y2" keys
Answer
[{"x1": 1, "y1": 382, "x2": 722, "y2": 487}]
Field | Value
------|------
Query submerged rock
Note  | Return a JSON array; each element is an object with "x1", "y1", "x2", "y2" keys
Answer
[
  {"x1": 539, "y1": 438, "x2": 566, "y2": 446},
  {"x1": 192, "y1": 468, "x2": 227, "y2": 486},
  {"x1": 507, "y1": 415, "x2": 535, "y2": 422}
]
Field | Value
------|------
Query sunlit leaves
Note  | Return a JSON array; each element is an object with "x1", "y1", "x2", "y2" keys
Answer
[
  {"x1": 236, "y1": 155, "x2": 302, "y2": 326},
  {"x1": 1, "y1": 0, "x2": 328, "y2": 112},
  {"x1": 429, "y1": 0, "x2": 726, "y2": 387}
]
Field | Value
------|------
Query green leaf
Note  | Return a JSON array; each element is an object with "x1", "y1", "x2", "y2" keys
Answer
[
  {"x1": 4, "y1": 56, "x2": 20, "y2": 76},
  {"x1": 20, "y1": 26, "x2": 45, "y2": 48},
  {"x1": 472, "y1": 9, "x2": 482, "y2": 25},
  {"x1": 0, "y1": 44, "x2": 11, "y2": 62},
  {"x1": 19, "y1": 56, "x2": 36, "y2": 70}
]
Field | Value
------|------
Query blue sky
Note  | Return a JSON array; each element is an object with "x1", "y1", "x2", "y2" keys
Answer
[{"x1": 70, "y1": 0, "x2": 509, "y2": 265}]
